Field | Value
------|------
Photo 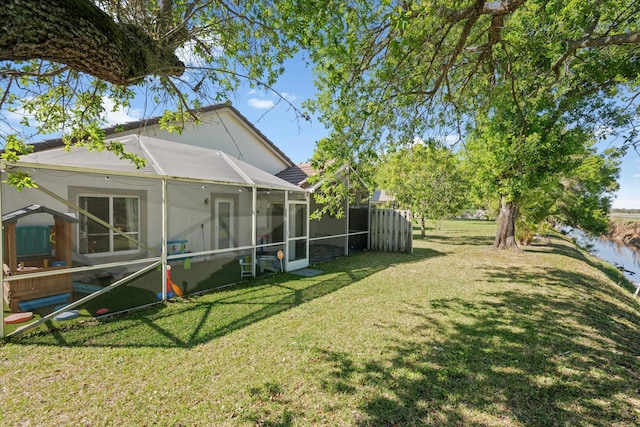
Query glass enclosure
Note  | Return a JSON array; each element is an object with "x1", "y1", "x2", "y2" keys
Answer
[
  {"x1": 1, "y1": 166, "x2": 311, "y2": 337},
  {"x1": 308, "y1": 190, "x2": 370, "y2": 264}
]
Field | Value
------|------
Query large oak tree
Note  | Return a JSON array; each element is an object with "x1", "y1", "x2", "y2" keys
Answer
[
  {"x1": 304, "y1": 0, "x2": 640, "y2": 248},
  {"x1": 1, "y1": 1, "x2": 639, "y2": 246}
]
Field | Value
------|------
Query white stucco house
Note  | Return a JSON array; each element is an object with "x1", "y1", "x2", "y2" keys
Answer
[{"x1": 1, "y1": 104, "x2": 369, "y2": 336}]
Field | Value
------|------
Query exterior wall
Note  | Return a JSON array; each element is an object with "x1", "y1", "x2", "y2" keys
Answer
[
  {"x1": 166, "y1": 182, "x2": 253, "y2": 253},
  {"x1": 114, "y1": 108, "x2": 290, "y2": 175},
  {"x1": 1, "y1": 170, "x2": 257, "y2": 265},
  {"x1": 1, "y1": 169, "x2": 164, "y2": 264}
]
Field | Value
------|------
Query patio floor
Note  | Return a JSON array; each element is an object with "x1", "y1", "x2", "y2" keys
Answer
[{"x1": 309, "y1": 244, "x2": 348, "y2": 264}]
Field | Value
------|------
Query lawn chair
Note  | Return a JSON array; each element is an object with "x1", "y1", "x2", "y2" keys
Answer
[{"x1": 239, "y1": 256, "x2": 253, "y2": 279}]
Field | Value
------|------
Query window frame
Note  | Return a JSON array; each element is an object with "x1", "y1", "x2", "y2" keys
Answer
[{"x1": 74, "y1": 190, "x2": 145, "y2": 257}]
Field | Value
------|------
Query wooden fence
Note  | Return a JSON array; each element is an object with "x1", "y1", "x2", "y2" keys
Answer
[{"x1": 369, "y1": 209, "x2": 413, "y2": 253}]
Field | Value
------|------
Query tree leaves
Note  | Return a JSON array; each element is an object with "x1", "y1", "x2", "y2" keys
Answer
[{"x1": 305, "y1": 0, "x2": 638, "y2": 242}]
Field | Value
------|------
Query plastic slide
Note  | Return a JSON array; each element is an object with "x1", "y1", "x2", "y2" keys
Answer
[
  {"x1": 166, "y1": 265, "x2": 184, "y2": 297},
  {"x1": 169, "y1": 279, "x2": 184, "y2": 297}
]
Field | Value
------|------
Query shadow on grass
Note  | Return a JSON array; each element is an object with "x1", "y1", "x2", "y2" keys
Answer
[
  {"x1": 14, "y1": 248, "x2": 448, "y2": 348},
  {"x1": 313, "y1": 264, "x2": 640, "y2": 426}
]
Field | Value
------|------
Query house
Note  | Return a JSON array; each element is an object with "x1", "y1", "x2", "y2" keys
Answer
[
  {"x1": 1, "y1": 104, "x2": 371, "y2": 336},
  {"x1": 370, "y1": 189, "x2": 396, "y2": 208}
]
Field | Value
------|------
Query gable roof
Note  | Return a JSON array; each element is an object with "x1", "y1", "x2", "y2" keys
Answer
[
  {"x1": 276, "y1": 162, "x2": 367, "y2": 194},
  {"x1": 2, "y1": 204, "x2": 78, "y2": 224},
  {"x1": 371, "y1": 189, "x2": 395, "y2": 204},
  {"x1": 276, "y1": 162, "x2": 317, "y2": 187},
  {"x1": 12, "y1": 134, "x2": 303, "y2": 191},
  {"x1": 31, "y1": 104, "x2": 295, "y2": 168}
]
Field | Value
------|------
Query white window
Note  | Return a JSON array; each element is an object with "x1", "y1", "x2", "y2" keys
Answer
[{"x1": 78, "y1": 195, "x2": 140, "y2": 255}]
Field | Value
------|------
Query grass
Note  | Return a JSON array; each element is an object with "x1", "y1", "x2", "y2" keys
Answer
[
  {"x1": 2, "y1": 255, "x2": 244, "y2": 335},
  {"x1": 2, "y1": 220, "x2": 640, "y2": 426}
]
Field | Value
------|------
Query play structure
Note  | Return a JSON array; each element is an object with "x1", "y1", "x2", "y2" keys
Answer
[
  {"x1": 168, "y1": 239, "x2": 192, "y2": 268},
  {"x1": 3, "y1": 311, "x2": 34, "y2": 324},
  {"x1": 2, "y1": 205, "x2": 78, "y2": 312},
  {"x1": 157, "y1": 265, "x2": 184, "y2": 299}
]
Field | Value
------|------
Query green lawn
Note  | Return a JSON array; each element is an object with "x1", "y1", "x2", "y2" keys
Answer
[{"x1": 2, "y1": 220, "x2": 640, "y2": 426}]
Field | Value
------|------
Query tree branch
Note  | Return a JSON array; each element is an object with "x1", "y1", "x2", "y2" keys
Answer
[
  {"x1": 1, "y1": 65, "x2": 71, "y2": 79},
  {"x1": 0, "y1": 0, "x2": 185, "y2": 85},
  {"x1": 550, "y1": 31, "x2": 640, "y2": 77},
  {"x1": 445, "y1": 0, "x2": 528, "y2": 22},
  {"x1": 572, "y1": 31, "x2": 640, "y2": 49}
]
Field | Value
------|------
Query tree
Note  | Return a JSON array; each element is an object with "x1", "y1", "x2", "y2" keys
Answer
[
  {"x1": 0, "y1": 0, "x2": 312, "y2": 175},
  {"x1": 466, "y1": 123, "x2": 623, "y2": 245},
  {"x1": 375, "y1": 143, "x2": 468, "y2": 237},
  {"x1": 303, "y1": 0, "x2": 640, "y2": 248},
  {"x1": 462, "y1": 92, "x2": 605, "y2": 248},
  {"x1": 551, "y1": 146, "x2": 623, "y2": 235}
]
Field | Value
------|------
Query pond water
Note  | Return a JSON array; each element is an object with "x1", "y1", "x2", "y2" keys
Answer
[{"x1": 564, "y1": 227, "x2": 640, "y2": 283}]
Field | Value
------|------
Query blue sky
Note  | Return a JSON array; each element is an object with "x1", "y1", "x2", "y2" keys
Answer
[
  {"x1": 230, "y1": 58, "x2": 324, "y2": 165},
  {"x1": 611, "y1": 149, "x2": 640, "y2": 209}
]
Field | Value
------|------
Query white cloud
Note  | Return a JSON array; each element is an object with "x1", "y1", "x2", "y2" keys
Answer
[
  {"x1": 102, "y1": 97, "x2": 142, "y2": 125},
  {"x1": 612, "y1": 196, "x2": 640, "y2": 209},
  {"x1": 281, "y1": 92, "x2": 297, "y2": 102},
  {"x1": 444, "y1": 134, "x2": 461, "y2": 146},
  {"x1": 0, "y1": 102, "x2": 42, "y2": 140},
  {"x1": 3, "y1": 102, "x2": 35, "y2": 127},
  {"x1": 0, "y1": 120, "x2": 14, "y2": 139},
  {"x1": 248, "y1": 98, "x2": 275, "y2": 109},
  {"x1": 175, "y1": 38, "x2": 223, "y2": 68},
  {"x1": 595, "y1": 125, "x2": 614, "y2": 139}
]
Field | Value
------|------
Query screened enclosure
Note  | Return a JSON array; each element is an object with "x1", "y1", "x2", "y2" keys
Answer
[{"x1": 1, "y1": 135, "x2": 310, "y2": 337}]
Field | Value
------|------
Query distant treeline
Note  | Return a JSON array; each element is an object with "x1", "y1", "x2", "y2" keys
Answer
[{"x1": 611, "y1": 208, "x2": 640, "y2": 214}]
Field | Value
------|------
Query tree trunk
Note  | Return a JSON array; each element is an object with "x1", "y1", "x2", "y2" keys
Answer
[
  {"x1": 0, "y1": 0, "x2": 184, "y2": 85},
  {"x1": 420, "y1": 216, "x2": 426, "y2": 239},
  {"x1": 494, "y1": 199, "x2": 519, "y2": 249}
]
